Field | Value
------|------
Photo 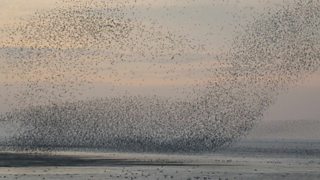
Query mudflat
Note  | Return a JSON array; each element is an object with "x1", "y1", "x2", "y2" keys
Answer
[{"x1": 0, "y1": 140, "x2": 319, "y2": 180}]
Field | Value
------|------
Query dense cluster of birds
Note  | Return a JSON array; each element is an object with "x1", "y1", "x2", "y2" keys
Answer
[
  {"x1": 0, "y1": 0, "x2": 320, "y2": 152},
  {"x1": 0, "y1": 0, "x2": 199, "y2": 106}
]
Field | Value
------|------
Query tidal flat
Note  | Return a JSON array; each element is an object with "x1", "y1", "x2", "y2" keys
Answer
[{"x1": 0, "y1": 140, "x2": 319, "y2": 180}]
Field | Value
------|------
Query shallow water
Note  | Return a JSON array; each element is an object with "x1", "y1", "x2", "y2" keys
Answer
[{"x1": 0, "y1": 140, "x2": 320, "y2": 180}]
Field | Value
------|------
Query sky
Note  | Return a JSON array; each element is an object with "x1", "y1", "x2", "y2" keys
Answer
[{"x1": 0, "y1": 0, "x2": 319, "y2": 125}]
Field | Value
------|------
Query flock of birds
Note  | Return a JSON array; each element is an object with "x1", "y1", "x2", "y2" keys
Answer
[
  {"x1": 0, "y1": 0, "x2": 320, "y2": 152},
  {"x1": 0, "y1": 0, "x2": 199, "y2": 106}
]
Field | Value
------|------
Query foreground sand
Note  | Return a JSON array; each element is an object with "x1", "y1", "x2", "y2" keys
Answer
[{"x1": 0, "y1": 140, "x2": 320, "y2": 180}]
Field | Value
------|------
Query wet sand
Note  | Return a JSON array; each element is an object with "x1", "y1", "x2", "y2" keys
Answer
[{"x1": 0, "y1": 140, "x2": 320, "y2": 180}]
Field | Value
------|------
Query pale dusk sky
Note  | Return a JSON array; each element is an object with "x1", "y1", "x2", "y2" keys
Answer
[{"x1": 0, "y1": 0, "x2": 319, "y2": 123}]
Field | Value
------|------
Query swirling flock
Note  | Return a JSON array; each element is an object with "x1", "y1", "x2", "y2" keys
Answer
[{"x1": 0, "y1": 0, "x2": 319, "y2": 152}]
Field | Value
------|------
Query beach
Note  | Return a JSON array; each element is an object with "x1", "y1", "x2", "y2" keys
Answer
[{"x1": 0, "y1": 140, "x2": 319, "y2": 180}]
